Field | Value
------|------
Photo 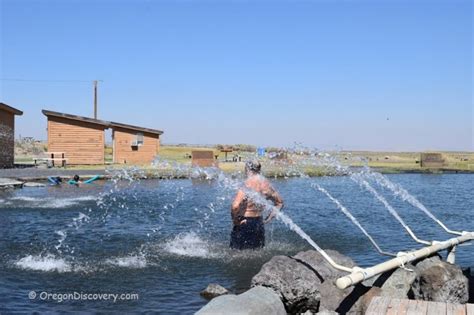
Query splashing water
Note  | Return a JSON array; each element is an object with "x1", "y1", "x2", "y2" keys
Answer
[
  {"x1": 275, "y1": 211, "x2": 325, "y2": 253},
  {"x1": 105, "y1": 255, "x2": 147, "y2": 268},
  {"x1": 350, "y1": 173, "x2": 430, "y2": 244},
  {"x1": 15, "y1": 254, "x2": 72, "y2": 272},
  {"x1": 313, "y1": 183, "x2": 393, "y2": 256},
  {"x1": 162, "y1": 232, "x2": 216, "y2": 258},
  {"x1": 363, "y1": 170, "x2": 460, "y2": 234},
  {"x1": 295, "y1": 151, "x2": 435, "y2": 244}
]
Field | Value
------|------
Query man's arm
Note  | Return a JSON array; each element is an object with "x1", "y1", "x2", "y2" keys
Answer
[
  {"x1": 231, "y1": 189, "x2": 246, "y2": 225},
  {"x1": 263, "y1": 183, "x2": 284, "y2": 224}
]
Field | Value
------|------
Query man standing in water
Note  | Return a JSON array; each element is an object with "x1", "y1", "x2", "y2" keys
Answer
[{"x1": 230, "y1": 160, "x2": 284, "y2": 250}]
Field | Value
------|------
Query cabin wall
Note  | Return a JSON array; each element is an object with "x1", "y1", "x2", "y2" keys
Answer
[
  {"x1": 47, "y1": 117, "x2": 105, "y2": 165},
  {"x1": 112, "y1": 127, "x2": 159, "y2": 164},
  {"x1": 0, "y1": 110, "x2": 15, "y2": 168}
]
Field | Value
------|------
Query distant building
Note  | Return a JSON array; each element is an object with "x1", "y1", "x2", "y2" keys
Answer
[
  {"x1": 420, "y1": 153, "x2": 445, "y2": 168},
  {"x1": 0, "y1": 103, "x2": 23, "y2": 168},
  {"x1": 42, "y1": 109, "x2": 163, "y2": 165},
  {"x1": 111, "y1": 122, "x2": 163, "y2": 164}
]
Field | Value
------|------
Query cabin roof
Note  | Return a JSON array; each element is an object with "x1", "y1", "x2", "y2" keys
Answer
[
  {"x1": 42, "y1": 109, "x2": 163, "y2": 135},
  {"x1": 42, "y1": 110, "x2": 111, "y2": 127},
  {"x1": 109, "y1": 121, "x2": 163, "y2": 135},
  {"x1": 0, "y1": 103, "x2": 23, "y2": 115}
]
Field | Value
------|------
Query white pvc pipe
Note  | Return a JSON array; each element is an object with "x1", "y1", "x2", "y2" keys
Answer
[{"x1": 335, "y1": 232, "x2": 474, "y2": 290}]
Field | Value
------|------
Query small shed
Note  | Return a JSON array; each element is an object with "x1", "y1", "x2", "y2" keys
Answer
[
  {"x1": 0, "y1": 103, "x2": 23, "y2": 168},
  {"x1": 42, "y1": 110, "x2": 109, "y2": 165},
  {"x1": 420, "y1": 153, "x2": 445, "y2": 168},
  {"x1": 192, "y1": 150, "x2": 218, "y2": 167},
  {"x1": 110, "y1": 122, "x2": 163, "y2": 164}
]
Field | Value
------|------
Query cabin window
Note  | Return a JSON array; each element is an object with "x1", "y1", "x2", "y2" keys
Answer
[{"x1": 132, "y1": 132, "x2": 144, "y2": 146}]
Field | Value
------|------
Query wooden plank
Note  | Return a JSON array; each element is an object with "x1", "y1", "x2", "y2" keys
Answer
[
  {"x1": 466, "y1": 304, "x2": 474, "y2": 315},
  {"x1": 447, "y1": 303, "x2": 466, "y2": 315},
  {"x1": 407, "y1": 300, "x2": 428, "y2": 315},
  {"x1": 415, "y1": 300, "x2": 429, "y2": 315},
  {"x1": 426, "y1": 301, "x2": 447, "y2": 315},
  {"x1": 395, "y1": 299, "x2": 410, "y2": 315},
  {"x1": 386, "y1": 298, "x2": 410, "y2": 315},
  {"x1": 366, "y1": 296, "x2": 391, "y2": 315}
]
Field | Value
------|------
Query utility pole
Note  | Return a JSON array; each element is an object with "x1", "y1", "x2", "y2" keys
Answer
[{"x1": 93, "y1": 80, "x2": 98, "y2": 119}]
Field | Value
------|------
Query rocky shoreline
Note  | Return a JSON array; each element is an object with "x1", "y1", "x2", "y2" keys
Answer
[{"x1": 197, "y1": 249, "x2": 473, "y2": 314}]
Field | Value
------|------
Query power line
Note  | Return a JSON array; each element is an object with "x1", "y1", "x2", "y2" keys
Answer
[{"x1": 1, "y1": 78, "x2": 95, "y2": 83}]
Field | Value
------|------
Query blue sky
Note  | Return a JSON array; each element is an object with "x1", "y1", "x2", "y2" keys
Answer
[{"x1": 1, "y1": 0, "x2": 472, "y2": 151}]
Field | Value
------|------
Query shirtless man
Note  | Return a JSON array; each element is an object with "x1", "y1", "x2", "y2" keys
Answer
[{"x1": 230, "y1": 160, "x2": 284, "y2": 250}]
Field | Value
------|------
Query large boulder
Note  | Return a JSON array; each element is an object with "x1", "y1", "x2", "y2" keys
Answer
[
  {"x1": 410, "y1": 256, "x2": 469, "y2": 304},
  {"x1": 318, "y1": 280, "x2": 370, "y2": 314},
  {"x1": 250, "y1": 255, "x2": 321, "y2": 313},
  {"x1": 465, "y1": 268, "x2": 473, "y2": 303},
  {"x1": 251, "y1": 249, "x2": 357, "y2": 313},
  {"x1": 379, "y1": 264, "x2": 417, "y2": 299},
  {"x1": 196, "y1": 286, "x2": 286, "y2": 315},
  {"x1": 292, "y1": 250, "x2": 356, "y2": 280}
]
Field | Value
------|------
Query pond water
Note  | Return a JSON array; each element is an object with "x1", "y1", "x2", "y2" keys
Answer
[{"x1": 0, "y1": 172, "x2": 473, "y2": 313}]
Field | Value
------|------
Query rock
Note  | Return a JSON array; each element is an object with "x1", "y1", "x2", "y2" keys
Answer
[
  {"x1": 251, "y1": 250, "x2": 356, "y2": 313},
  {"x1": 319, "y1": 280, "x2": 370, "y2": 314},
  {"x1": 379, "y1": 264, "x2": 417, "y2": 299},
  {"x1": 250, "y1": 255, "x2": 322, "y2": 313},
  {"x1": 361, "y1": 273, "x2": 382, "y2": 287},
  {"x1": 196, "y1": 286, "x2": 286, "y2": 315},
  {"x1": 0, "y1": 178, "x2": 23, "y2": 188},
  {"x1": 293, "y1": 249, "x2": 356, "y2": 280},
  {"x1": 23, "y1": 182, "x2": 46, "y2": 187},
  {"x1": 411, "y1": 256, "x2": 469, "y2": 304},
  {"x1": 316, "y1": 310, "x2": 339, "y2": 315},
  {"x1": 464, "y1": 268, "x2": 473, "y2": 303},
  {"x1": 200, "y1": 283, "x2": 229, "y2": 300}
]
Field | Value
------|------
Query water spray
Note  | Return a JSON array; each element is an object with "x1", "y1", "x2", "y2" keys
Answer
[
  {"x1": 350, "y1": 173, "x2": 432, "y2": 245},
  {"x1": 290, "y1": 151, "x2": 435, "y2": 246},
  {"x1": 313, "y1": 183, "x2": 395, "y2": 257},
  {"x1": 367, "y1": 171, "x2": 464, "y2": 236}
]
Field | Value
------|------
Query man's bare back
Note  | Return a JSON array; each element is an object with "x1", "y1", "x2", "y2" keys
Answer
[
  {"x1": 231, "y1": 174, "x2": 284, "y2": 222},
  {"x1": 229, "y1": 160, "x2": 284, "y2": 250}
]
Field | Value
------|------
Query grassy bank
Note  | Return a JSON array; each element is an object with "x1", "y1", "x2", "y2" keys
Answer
[{"x1": 14, "y1": 144, "x2": 474, "y2": 176}]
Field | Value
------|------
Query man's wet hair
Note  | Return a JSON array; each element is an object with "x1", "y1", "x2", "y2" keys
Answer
[
  {"x1": 73, "y1": 174, "x2": 80, "y2": 182},
  {"x1": 245, "y1": 160, "x2": 261, "y2": 174}
]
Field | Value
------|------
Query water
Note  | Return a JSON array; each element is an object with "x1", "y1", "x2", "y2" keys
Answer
[{"x1": 0, "y1": 174, "x2": 473, "y2": 313}]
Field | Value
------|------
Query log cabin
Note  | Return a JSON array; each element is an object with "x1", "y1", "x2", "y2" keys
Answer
[
  {"x1": 42, "y1": 109, "x2": 163, "y2": 165},
  {"x1": 0, "y1": 103, "x2": 23, "y2": 168},
  {"x1": 42, "y1": 110, "x2": 109, "y2": 165}
]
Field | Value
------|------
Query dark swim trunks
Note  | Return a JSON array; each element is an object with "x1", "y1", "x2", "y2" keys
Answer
[{"x1": 230, "y1": 217, "x2": 265, "y2": 250}]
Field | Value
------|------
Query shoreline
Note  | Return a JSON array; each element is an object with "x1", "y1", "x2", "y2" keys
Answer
[{"x1": 0, "y1": 166, "x2": 473, "y2": 189}]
